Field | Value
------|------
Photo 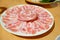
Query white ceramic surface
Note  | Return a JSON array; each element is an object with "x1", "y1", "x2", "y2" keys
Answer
[{"x1": 0, "y1": 5, "x2": 54, "y2": 36}]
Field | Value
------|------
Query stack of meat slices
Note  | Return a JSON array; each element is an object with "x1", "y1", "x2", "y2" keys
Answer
[{"x1": 1, "y1": 5, "x2": 54, "y2": 35}]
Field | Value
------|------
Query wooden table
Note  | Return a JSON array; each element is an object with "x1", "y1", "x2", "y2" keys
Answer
[{"x1": 0, "y1": 0, "x2": 60, "y2": 40}]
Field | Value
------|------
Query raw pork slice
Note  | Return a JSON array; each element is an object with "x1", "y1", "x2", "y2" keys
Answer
[{"x1": 0, "y1": 5, "x2": 54, "y2": 36}]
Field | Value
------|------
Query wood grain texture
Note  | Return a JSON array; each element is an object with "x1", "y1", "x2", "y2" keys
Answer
[{"x1": 0, "y1": 0, "x2": 60, "y2": 40}]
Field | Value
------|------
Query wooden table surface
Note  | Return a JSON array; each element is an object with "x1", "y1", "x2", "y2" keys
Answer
[{"x1": 0, "y1": 0, "x2": 60, "y2": 40}]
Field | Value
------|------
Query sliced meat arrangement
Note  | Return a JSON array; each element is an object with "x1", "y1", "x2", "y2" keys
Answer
[{"x1": 2, "y1": 5, "x2": 53, "y2": 34}]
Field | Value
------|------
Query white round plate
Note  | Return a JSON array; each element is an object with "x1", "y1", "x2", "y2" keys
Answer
[{"x1": 0, "y1": 4, "x2": 54, "y2": 36}]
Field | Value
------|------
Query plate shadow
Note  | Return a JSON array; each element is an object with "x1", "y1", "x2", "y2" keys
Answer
[{"x1": 0, "y1": 7, "x2": 7, "y2": 14}]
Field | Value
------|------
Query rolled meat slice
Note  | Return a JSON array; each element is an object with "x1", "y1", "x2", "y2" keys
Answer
[{"x1": 18, "y1": 5, "x2": 37, "y2": 21}]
